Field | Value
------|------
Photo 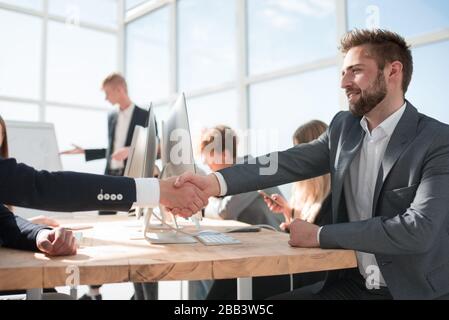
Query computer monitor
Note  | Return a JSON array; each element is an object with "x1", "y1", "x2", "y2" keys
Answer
[
  {"x1": 145, "y1": 93, "x2": 201, "y2": 244},
  {"x1": 124, "y1": 104, "x2": 158, "y2": 221},
  {"x1": 160, "y1": 94, "x2": 196, "y2": 177},
  {"x1": 124, "y1": 103, "x2": 157, "y2": 179},
  {"x1": 143, "y1": 104, "x2": 158, "y2": 179},
  {"x1": 123, "y1": 125, "x2": 147, "y2": 178}
]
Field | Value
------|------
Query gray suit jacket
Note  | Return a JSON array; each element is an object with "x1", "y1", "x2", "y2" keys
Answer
[{"x1": 219, "y1": 101, "x2": 449, "y2": 299}]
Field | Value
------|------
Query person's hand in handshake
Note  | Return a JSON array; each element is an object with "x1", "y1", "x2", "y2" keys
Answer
[
  {"x1": 159, "y1": 176, "x2": 211, "y2": 216},
  {"x1": 168, "y1": 172, "x2": 221, "y2": 217}
]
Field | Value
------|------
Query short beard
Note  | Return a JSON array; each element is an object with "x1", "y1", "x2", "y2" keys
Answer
[{"x1": 349, "y1": 70, "x2": 387, "y2": 117}]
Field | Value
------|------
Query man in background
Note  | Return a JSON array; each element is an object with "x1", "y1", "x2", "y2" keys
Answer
[
  {"x1": 61, "y1": 73, "x2": 158, "y2": 300},
  {"x1": 61, "y1": 73, "x2": 156, "y2": 216}
]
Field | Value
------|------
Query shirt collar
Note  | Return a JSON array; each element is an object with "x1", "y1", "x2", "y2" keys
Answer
[
  {"x1": 360, "y1": 102, "x2": 407, "y2": 140},
  {"x1": 119, "y1": 103, "x2": 135, "y2": 117}
]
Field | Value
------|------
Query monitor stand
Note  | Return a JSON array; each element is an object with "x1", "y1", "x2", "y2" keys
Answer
[{"x1": 143, "y1": 207, "x2": 196, "y2": 244}]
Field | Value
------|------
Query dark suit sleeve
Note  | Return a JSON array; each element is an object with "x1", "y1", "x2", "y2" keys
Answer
[
  {"x1": 0, "y1": 205, "x2": 48, "y2": 251},
  {"x1": 320, "y1": 129, "x2": 449, "y2": 255},
  {"x1": 218, "y1": 130, "x2": 331, "y2": 196},
  {"x1": 85, "y1": 148, "x2": 107, "y2": 161},
  {"x1": 0, "y1": 158, "x2": 136, "y2": 212}
]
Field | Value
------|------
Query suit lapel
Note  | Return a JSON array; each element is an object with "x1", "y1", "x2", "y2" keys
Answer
[
  {"x1": 332, "y1": 120, "x2": 365, "y2": 222},
  {"x1": 372, "y1": 102, "x2": 419, "y2": 215}
]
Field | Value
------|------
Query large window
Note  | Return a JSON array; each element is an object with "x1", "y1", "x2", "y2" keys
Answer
[
  {"x1": 178, "y1": 0, "x2": 236, "y2": 92},
  {"x1": 47, "y1": 22, "x2": 117, "y2": 107},
  {"x1": 0, "y1": 101, "x2": 40, "y2": 122},
  {"x1": 248, "y1": 0, "x2": 337, "y2": 75},
  {"x1": 0, "y1": 9, "x2": 42, "y2": 100},
  {"x1": 126, "y1": 6, "x2": 170, "y2": 104},
  {"x1": 348, "y1": 0, "x2": 449, "y2": 37},
  {"x1": 408, "y1": 40, "x2": 449, "y2": 124},
  {"x1": 0, "y1": 0, "x2": 43, "y2": 11},
  {"x1": 0, "y1": 2, "x2": 118, "y2": 174},
  {"x1": 48, "y1": 0, "x2": 118, "y2": 28},
  {"x1": 250, "y1": 67, "x2": 339, "y2": 156},
  {"x1": 126, "y1": 0, "x2": 148, "y2": 11}
]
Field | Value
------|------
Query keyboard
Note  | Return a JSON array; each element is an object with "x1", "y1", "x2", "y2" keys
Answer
[{"x1": 195, "y1": 231, "x2": 241, "y2": 246}]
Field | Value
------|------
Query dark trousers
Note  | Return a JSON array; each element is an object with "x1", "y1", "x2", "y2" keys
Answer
[
  {"x1": 206, "y1": 271, "x2": 325, "y2": 300},
  {"x1": 132, "y1": 282, "x2": 158, "y2": 300},
  {"x1": 270, "y1": 269, "x2": 393, "y2": 300},
  {"x1": 0, "y1": 288, "x2": 57, "y2": 296}
]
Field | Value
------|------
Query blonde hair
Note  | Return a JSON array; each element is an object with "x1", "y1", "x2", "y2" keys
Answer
[
  {"x1": 291, "y1": 120, "x2": 330, "y2": 223},
  {"x1": 102, "y1": 73, "x2": 128, "y2": 93}
]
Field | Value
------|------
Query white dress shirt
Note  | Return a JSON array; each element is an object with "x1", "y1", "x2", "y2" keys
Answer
[
  {"x1": 134, "y1": 178, "x2": 160, "y2": 208},
  {"x1": 110, "y1": 104, "x2": 135, "y2": 170},
  {"x1": 214, "y1": 103, "x2": 407, "y2": 287}
]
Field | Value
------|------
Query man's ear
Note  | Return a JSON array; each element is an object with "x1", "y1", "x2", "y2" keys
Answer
[{"x1": 389, "y1": 61, "x2": 403, "y2": 82}]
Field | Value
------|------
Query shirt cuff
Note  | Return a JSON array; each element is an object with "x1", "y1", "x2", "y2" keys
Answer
[
  {"x1": 213, "y1": 172, "x2": 227, "y2": 196},
  {"x1": 134, "y1": 178, "x2": 160, "y2": 208},
  {"x1": 317, "y1": 226, "x2": 323, "y2": 246},
  {"x1": 35, "y1": 228, "x2": 51, "y2": 248}
]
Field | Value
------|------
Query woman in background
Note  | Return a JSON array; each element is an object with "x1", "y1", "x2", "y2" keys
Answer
[{"x1": 262, "y1": 119, "x2": 332, "y2": 291}]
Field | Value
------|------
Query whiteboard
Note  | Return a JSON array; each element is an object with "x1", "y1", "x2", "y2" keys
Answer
[
  {"x1": 6, "y1": 121, "x2": 62, "y2": 171},
  {"x1": 5, "y1": 121, "x2": 63, "y2": 218}
]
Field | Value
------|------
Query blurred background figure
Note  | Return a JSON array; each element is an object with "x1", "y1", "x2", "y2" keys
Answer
[
  {"x1": 263, "y1": 120, "x2": 331, "y2": 231},
  {"x1": 189, "y1": 124, "x2": 286, "y2": 300}
]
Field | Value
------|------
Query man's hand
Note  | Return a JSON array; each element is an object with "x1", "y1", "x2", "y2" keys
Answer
[
  {"x1": 59, "y1": 144, "x2": 85, "y2": 155},
  {"x1": 111, "y1": 147, "x2": 130, "y2": 161},
  {"x1": 170, "y1": 172, "x2": 221, "y2": 217},
  {"x1": 159, "y1": 176, "x2": 209, "y2": 217},
  {"x1": 288, "y1": 219, "x2": 320, "y2": 248},
  {"x1": 174, "y1": 172, "x2": 220, "y2": 197},
  {"x1": 36, "y1": 227, "x2": 77, "y2": 256}
]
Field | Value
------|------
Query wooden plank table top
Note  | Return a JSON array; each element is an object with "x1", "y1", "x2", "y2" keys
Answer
[{"x1": 0, "y1": 214, "x2": 357, "y2": 291}]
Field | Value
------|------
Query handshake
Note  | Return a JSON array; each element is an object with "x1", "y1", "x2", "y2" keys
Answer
[
  {"x1": 35, "y1": 172, "x2": 222, "y2": 257},
  {"x1": 159, "y1": 172, "x2": 222, "y2": 217}
]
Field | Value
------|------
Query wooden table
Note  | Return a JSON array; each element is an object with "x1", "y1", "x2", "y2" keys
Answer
[{"x1": 0, "y1": 214, "x2": 357, "y2": 299}]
